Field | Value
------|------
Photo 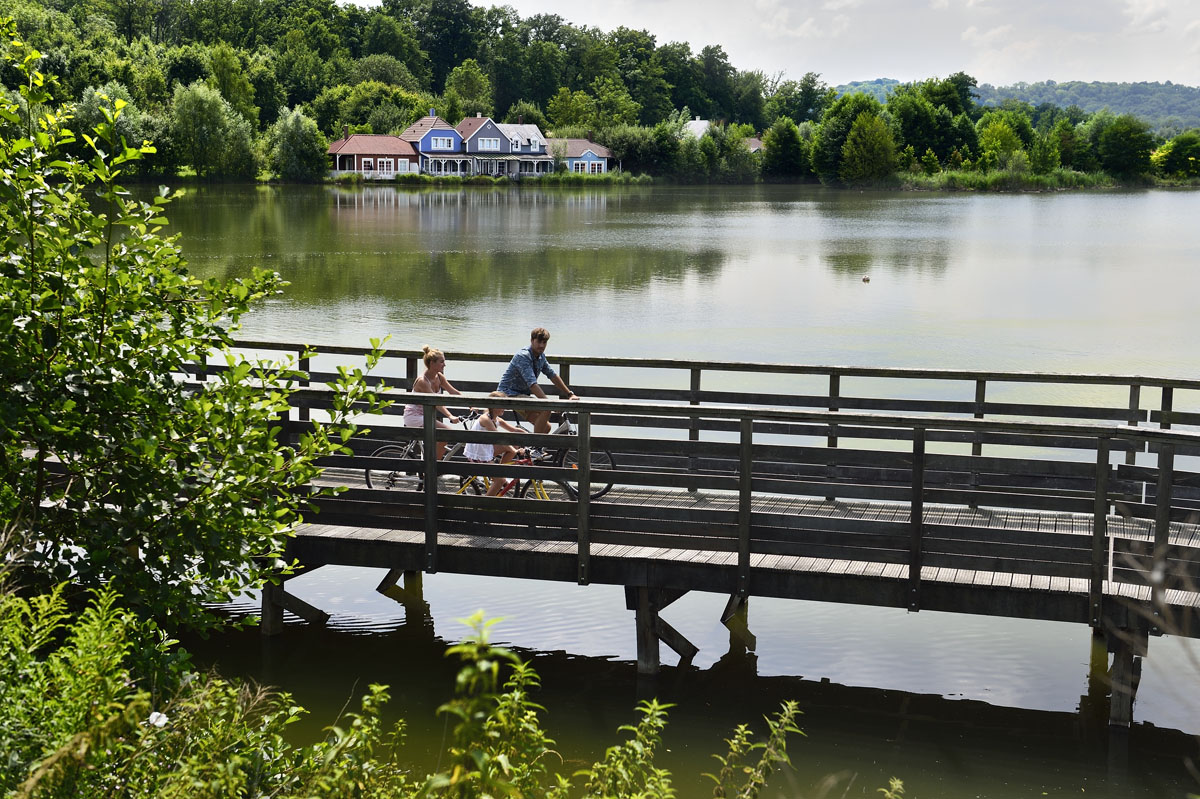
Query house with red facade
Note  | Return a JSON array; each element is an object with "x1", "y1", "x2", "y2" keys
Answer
[{"x1": 327, "y1": 133, "x2": 418, "y2": 179}]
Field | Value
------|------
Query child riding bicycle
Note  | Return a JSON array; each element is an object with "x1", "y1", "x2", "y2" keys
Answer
[{"x1": 463, "y1": 391, "x2": 529, "y2": 497}]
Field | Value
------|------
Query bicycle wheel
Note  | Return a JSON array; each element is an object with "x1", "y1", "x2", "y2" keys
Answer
[
  {"x1": 518, "y1": 478, "x2": 573, "y2": 501},
  {"x1": 364, "y1": 442, "x2": 419, "y2": 490},
  {"x1": 557, "y1": 448, "x2": 616, "y2": 500},
  {"x1": 456, "y1": 475, "x2": 487, "y2": 495}
]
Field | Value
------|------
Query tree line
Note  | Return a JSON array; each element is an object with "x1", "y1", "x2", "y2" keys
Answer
[{"x1": 1, "y1": 0, "x2": 1197, "y2": 186}]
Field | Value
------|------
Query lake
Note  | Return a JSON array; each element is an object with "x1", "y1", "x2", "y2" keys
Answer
[{"x1": 170, "y1": 183, "x2": 1200, "y2": 798}]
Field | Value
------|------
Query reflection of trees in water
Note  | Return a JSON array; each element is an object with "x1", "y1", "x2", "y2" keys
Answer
[
  {"x1": 194, "y1": 246, "x2": 727, "y2": 305},
  {"x1": 821, "y1": 246, "x2": 949, "y2": 277}
]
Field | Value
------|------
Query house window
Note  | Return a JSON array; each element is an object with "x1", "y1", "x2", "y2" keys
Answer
[
  {"x1": 430, "y1": 137, "x2": 453, "y2": 150},
  {"x1": 510, "y1": 137, "x2": 521, "y2": 150},
  {"x1": 378, "y1": 158, "x2": 394, "y2": 175},
  {"x1": 362, "y1": 158, "x2": 374, "y2": 171},
  {"x1": 589, "y1": 161, "x2": 604, "y2": 174},
  {"x1": 572, "y1": 161, "x2": 587, "y2": 173},
  {"x1": 479, "y1": 138, "x2": 500, "y2": 151}
]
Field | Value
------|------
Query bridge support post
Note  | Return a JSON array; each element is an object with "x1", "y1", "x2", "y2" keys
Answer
[
  {"x1": 1107, "y1": 628, "x2": 1147, "y2": 727},
  {"x1": 634, "y1": 587, "x2": 659, "y2": 675},
  {"x1": 721, "y1": 594, "x2": 756, "y2": 654}
]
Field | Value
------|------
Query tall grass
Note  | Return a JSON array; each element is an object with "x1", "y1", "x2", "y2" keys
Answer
[{"x1": 899, "y1": 168, "x2": 1114, "y2": 191}]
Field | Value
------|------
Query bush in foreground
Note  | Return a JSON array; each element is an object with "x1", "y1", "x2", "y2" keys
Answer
[{"x1": 0, "y1": 588, "x2": 823, "y2": 799}]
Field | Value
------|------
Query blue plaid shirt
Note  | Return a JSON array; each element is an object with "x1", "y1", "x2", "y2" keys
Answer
[{"x1": 497, "y1": 346, "x2": 557, "y2": 396}]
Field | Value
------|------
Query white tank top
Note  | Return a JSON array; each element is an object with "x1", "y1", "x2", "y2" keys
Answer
[{"x1": 464, "y1": 416, "x2": 495, "y2": 462}]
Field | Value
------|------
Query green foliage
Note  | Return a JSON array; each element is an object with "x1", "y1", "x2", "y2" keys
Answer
[
  {"x1": 206, "y1": 40, "x2": 257, "y2": 126},
  {"x1": 0, "y1": 594, "x2": 802, "y2": 799},
  {"x1": 590, "y1": 74, "x2": 641, "y2": 128},
  {"x1": 351, "y1": 54, "x2": 421, "y2": 92},
  {"x1": 977, "y1": 118, "x2": 1023, "y2": 171},
  {"x1": 444, "y1": 57, "x2": 491, "y2": 118},
  {"x1": 761, "y1": 116, "x2": 809, "y2": 179},
  {"x1": 811, "y1": 92, "x2": 883, "y2": 184},
  {"x1": 502, "y1": 98, "x2": 549, "y2": 129},
  {"x1": 839, "y1": 111, "x2": 896, "y2": 185},
  {"x1": 1098, "y1": 113, "x2": 1154, "y2": 177},
  {"x1": 268, "y1": 106, "x2": 328, "y2": 181},
  {"x1": 975, "y1": 79, "x2": 1200, "y2": 133},
  {"x1": 171, "y1": 80, "x2": 258, "y2": 177},
  {"x1": 1153, "y1": 130, "x2": 1200, "y2": 178},
  {"x1": 547, "y1": 86, "x2": 596, "y2": 128},
  {"x1": 0, "y1": 30, "x2": 389, "y2": 629},
  {"x1": 1029, "y1": 130, "x2": 1060, "y2": 175}
]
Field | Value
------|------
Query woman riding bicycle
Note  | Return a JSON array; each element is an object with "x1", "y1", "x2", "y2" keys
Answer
[
  {"x1": 404, "y1": 345, "x2": 464, "y2": 460},
  {"x1": 464, "y1": 392, "x2": 528, "y2": 497}
]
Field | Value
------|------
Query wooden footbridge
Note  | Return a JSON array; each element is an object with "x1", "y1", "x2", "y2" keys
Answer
[{"x1": 227, "y1": 341, "x2": 1200, "y2": 727}]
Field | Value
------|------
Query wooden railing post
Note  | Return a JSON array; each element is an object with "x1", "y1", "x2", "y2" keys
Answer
[
  {"x1": 826, "y1": 373, "x2": 840, "y2": 502},
  {"x1": 738, "y1": 416, "x2": 753, "y2": 597},
  {"x1": 406, "y1": 356, "x2": 418, "y2": 390},
  {"x1": 560, "y1": 362, "x2": 571, "y2": 388},
  {"x1": 298, "y1": 349, "x2": 311, "y2": 423},
  {"x1": 423, "y1": 405, "x2": 438, "y2": 573},
  {"x1": 1125, "y1": 384, "x2": 1141, "y2": 466},
  {"x1": 1090, "y1": 437, "x2": 1111, "y2": 629},
  {"x1": 1160, "y1": 386, "x2": 1173, "y2": 430},
  {"x1": 969, "y1": 379, "x2": 986, "y2": 508},
  {"x1": 908, "y1": 426, "x2": 926, "y2": 611},
  {"x1": 576, "y1": 411, "x2": 591, "y2": 585},
  {"x1": 1152, "y1": 442, "x2": 1175, "y2": 620},
  {"x1": 688, "y1": 368, "x2": 701, "y2": 493}
]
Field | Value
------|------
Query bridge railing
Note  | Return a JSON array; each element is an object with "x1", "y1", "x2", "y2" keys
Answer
[
  {"x1": 284, "y1": 383, "x2": 1200, "y2": 632},
  {"x1": 189, "y1": 342, "x2": 1200, "y2": 630}
]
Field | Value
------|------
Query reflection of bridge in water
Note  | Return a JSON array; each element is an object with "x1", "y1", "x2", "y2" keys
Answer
[{"x1": 225, "y1": 341, "x2": 1200, "y2": 729}]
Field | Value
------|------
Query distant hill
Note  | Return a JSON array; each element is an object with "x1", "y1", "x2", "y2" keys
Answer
[
  {"x1": 834, "y1": 78, "x2": 1200, "y2": 134},
  {"x1": 975, "y1": 81, "x2": 1200, "y2": 133}
]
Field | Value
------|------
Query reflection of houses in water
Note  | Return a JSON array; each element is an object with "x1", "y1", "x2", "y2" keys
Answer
[{"x1": 329, "y1": 186, "x2": 616, "y2": 213}]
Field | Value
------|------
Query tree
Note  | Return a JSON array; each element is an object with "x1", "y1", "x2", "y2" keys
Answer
[
  {"x1": 766, "y1": 72, "x2": 835, "y2": 126},
  {"x1": 421, "y1": 0, "x2": 479, "y2": 91},
  {"x1": 1098, "y1": 113, "x2": 1154, "y2": 177},
  {"x1": 0, "y1": 30, "x2": 387, "y2": 630},
  {"x1": 811, "y1": 92, "x2": 882, "y2": 184},
  {"x1": 761, "y1": 116, "x2": 808, "y2": 178},
  {"x1": 170, "y1": 80, "x2": 258, "y2": 177},
  {"x1": 523, "y1": 40, "x2": 564, "y2": 108},
  {"x1": 503, "y1": 99, "x2": 549, "y2": 130},
  {"x1": 268, "y1": 106, "x2": 328, "y2": 181},
  {"x1": 699, "y1": 44, "x2": 734, "y2": 120},
  {"x1": 547, "y1": 86, "x2": 596, "y2": 128},
  {"x1": 351, "y1": 53, "x2": 420, "y2": 90},
  {"x1": 590, "y1": 75, "x2": 640, "y2": 127},
  {"x1": 444, "y1": 58, "x2": 492, "y2": 117},
  {"x1": 364, "y1": 11, "x2": 430, "y2": 88},
  {"x1": 977, "y1": 118, "x2": 1023, "y2": 171},
  {"x1": 1029, "y1": 130, "x2": 1060, "y2": 175},
  {"x1": 206, "y1": 41, "x2": 257, "y2": 126},
  {"x1": 839, "y1": 111, "x2": 896, "y2": 184},
  {"x1": 1154, "y1": 129, "x2": 1200, "y2": 177}
]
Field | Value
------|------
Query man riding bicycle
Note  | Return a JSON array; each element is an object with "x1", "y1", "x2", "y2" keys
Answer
[{"x1": 496, "y1": 327, "x2": 580, "y2": 434}]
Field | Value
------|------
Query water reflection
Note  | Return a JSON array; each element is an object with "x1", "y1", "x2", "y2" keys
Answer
[{"x1": 183, "y1": 607, "x2": 1199, "y2": 799}]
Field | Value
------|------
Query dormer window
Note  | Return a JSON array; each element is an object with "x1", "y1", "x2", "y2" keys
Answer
[{"x1": 510, "y1": 137, "x2": 521, "y2": 149}]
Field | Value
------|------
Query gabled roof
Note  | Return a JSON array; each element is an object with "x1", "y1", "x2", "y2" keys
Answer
[
  {"x1": 546, "y1": 138, "x2": 612, "y2": 159},
  {"x1": 455, "y1": 115, "x2": 492, "y2": 139},
  {"x1": 745, "y1": 137, "x2": 763, "y2": 153},
  {"x1": 327, "y1": 134, "x2": 417, "y2": 157},
  {"x1": 399, "y1": 114, "x2": 457, "y2": 143},
  {"x1": 683, "y1": 118, "x2": 710, "y2": 139},
  {"x1": 496, "y1": 123, "x2": 545, "y2": 145}
]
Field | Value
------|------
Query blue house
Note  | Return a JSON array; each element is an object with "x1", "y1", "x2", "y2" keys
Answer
[
  {"x1": 400, "y1": 110, "x2": 470, "y2": 175},
  {"x1": 548, "y1": 138, "x2": 613, "y2": 174}
]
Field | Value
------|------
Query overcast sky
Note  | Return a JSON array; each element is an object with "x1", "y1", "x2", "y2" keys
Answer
[{"x1": 473, "y1": 0, "x2": 1200, "y2": 87}]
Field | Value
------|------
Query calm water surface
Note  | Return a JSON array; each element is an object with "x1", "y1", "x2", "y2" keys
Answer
[{"x1": 169, "y1": 184, "x2": 1200, "y2": 798}]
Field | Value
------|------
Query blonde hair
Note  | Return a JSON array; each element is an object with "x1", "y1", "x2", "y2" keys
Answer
[
  {"x1": 422, "y1": 345, "x2": 444, "y2": 367},
  {"x1": 487, "y1": 390, "x2": 509, "y2": 415}
]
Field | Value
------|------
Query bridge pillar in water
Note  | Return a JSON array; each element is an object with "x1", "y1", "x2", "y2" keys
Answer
[
  {"x1": 1107, "y1": 627, "x2": 1147, "y2": 728},
  {"x1": 627, "y1": 586, "x2": 698, "y2": 675}
]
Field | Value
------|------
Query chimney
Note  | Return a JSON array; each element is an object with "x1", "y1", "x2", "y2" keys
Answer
[
  {"x1": 429, "y1": 108, "x2": 436, "y2": 117},
  {"x1": 695, "y1": 115, "x2": 701, "y2": 121},
  {"x1": 477, "y1": 112, "x2": 482, "y2": 118},
  {"x1": 587, "y1": 129, "x2": 594, "y2": 142},
  {"x1": 342, "y1": 124, "x2": 348, "y2": 141},
  {"x1": 518, "y1": 114, "x2": 524, "y2": 124}
]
